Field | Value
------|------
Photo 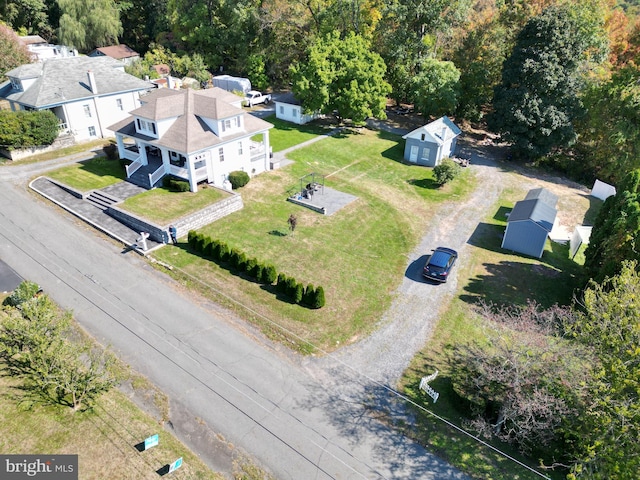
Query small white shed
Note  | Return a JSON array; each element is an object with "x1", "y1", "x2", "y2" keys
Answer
[
  {"x1": 402, "y1": 116, "x2": 461, "y2": 167},
  {"x1": 275, "y1": 92, "x2": 320, "y2": 125}
]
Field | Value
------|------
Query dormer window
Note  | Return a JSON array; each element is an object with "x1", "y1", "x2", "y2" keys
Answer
[
  {"x1": 136, "y1": 118, "x2": 157, "y2": 135},
  {"x1": 10, "y1": 78, "x2": 21, "y2": 91}
]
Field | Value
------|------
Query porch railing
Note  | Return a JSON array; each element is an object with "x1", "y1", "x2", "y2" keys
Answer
[
  {"x1": 195, "y1": 166, "x2": 208, "y2": 182},
  {"x1": 126, "y1": 160, "x2": 143, "y2": 177},
  {"x1": 148, "y1": 165, "x2": 165, "y2": 187}
]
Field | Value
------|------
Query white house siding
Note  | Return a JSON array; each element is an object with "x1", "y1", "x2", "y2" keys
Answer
[
  {"x1": 61, "y1": 93, "x2": 142, "y2": 141},
  {"x1": 275, "y1": 102, "x2": 318, "y2": 125},
  {"x1": 93, "y1": 91, "x2": 145, "y2": 138}
]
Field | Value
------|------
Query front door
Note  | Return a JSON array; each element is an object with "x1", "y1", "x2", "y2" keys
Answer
[{"x1": 409, "y1": 145, "x2": 418, "y2": 163}]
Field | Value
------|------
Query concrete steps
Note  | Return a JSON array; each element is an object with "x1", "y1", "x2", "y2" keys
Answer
[{"x1": 86, "y1": 190, "x2": 119, "y2": 210}]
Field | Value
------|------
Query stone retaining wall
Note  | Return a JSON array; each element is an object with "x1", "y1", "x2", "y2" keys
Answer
[
  {"x1": 1, "y1": 135, "x2": 76, "y2": 161},
  {"x1": 108, "y1": 189, "x2": 243, "y2": 243}
]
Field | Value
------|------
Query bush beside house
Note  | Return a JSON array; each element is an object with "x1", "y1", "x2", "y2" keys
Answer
[
  {"x1": 433, "y1": 157, "x2": 462, "y2": 185},
  {"x1": 0, "y1": 110, "x2": 59, "y2": 149},
  {"x1": 228, "y1": 170, "x2": 250, "y2": 189}
]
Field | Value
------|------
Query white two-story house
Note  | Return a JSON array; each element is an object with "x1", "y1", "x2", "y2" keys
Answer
[
  {"x1": 0, "y1": 56, "x2": 152, "y2": 142},
  {"x1": 108, "y1": 87, "x2": 273, "y2": 192}
]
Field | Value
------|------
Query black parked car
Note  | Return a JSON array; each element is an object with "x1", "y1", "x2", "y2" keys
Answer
[{"x1": 423, "y1": 247, "x2": 458, "y2": 282}]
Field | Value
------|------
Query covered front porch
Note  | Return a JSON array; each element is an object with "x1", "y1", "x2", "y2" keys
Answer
[{"x1": 115, "y1": 135, "x2": 209, "y2": 191}]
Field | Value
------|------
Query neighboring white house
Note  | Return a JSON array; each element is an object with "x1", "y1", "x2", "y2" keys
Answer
[
  {"x1": 0, "y1": 56, "x2": 153, "y2": 143},
  {"x1": 275, "y1": 92, "x2": 320, "y2": 125},
  {"x1": 18, "y1": 35, "x2": 78, "y2": 62},
  {"x1": 108, "y1": 87, "x2": 274, "y2": 192},
  {"x1": 88, "y1": 44, "x2": 140, "y2": 65},
  {"x1": 402, "y1": 116, "x2": 461, "y2": 166}
]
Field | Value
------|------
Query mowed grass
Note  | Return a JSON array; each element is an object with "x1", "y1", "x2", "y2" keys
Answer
[
  {"x1": 398, "y1": 177, "x2": 593, "y2": 479},
  {"x1": 120, "y1": 186, "x2": 230, "y2": 224},
  {"x1": 46, "y1": 156, "x2": 126, "y2": 191},
  {"x1": 154, "y1": 128, "x2": 476, "y2": 352},
  {"x1": 0, "y1": 374, "x2": 223, "y2": 480},
  {"x1": 266, "y1": 116, "x2": 333, "y2": 152}
]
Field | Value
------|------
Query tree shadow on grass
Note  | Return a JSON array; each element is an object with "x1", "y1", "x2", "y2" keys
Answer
[
  {"x1": 407, "y1": 178, "x2": 439, "y2": 190},
  {"x1": 460, "y1": 260, "x2": 573, "y2": 308}
]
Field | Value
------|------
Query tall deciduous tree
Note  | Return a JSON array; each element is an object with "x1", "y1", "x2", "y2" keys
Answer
[
  {"x1": 488, "y1": 7, "x2": 580, "y2": 157},
  {"x1": 488, "y1": 5, "x2": 605, "y2": 158},
  {"x1": 411, "y1": 58, "x2": 460, "y2": 118},
  {"x1": 448, "y1": 334, "x2": 588, "y2": 456},
  {"x1": 0, "y1": 0, "x2": 51, "y2": 37},
  {"x1": 167, "y1": 0, "x2": 259, "y2": 74},
  {"x1": 564, "y1": 262, "x2": 640, "y2": 479},
  {"x1": 575, "y1": 61, "x2": 640, "y2": 184},
  {"x1": 290, "y1": 30, "x2": 391, "y2": 123},
  {"x1": 57, "y1": 0, "x2": 122, "y2": 50},
  {"x1": 115, "y1": 0, "x2": 169, "y2": 54},
  {"x1": 0, "y1": 23, "x2": 32, "y2": 81},
  {"x1": 584, "y1": 169, "x2": 640, "y2": 282}
]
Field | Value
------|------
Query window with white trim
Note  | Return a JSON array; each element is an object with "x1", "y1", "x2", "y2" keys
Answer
[
  {"x1": 279, "y1": 105, "x2": 284, "y2": 114},
  {"x1": 233, "y1": 116, "x2": 240, "y2": 128},
  {"x1": 237, "y1": 141, "x2": 243, "y2": 155},
  {"x1": 293, "y1": 108, "x2": 298, "y2": 117},
  {"x1": 218, "y1": 147, "x2": 224, "y2": 162},
  {"x1": 116, "y1": 98, "x2": 123, "y2": 110},
  {"x1": 83, "y1": 105, "x2": 91, "y2": 117},
  {"x1": 88, "y1": 126, "x2": 96, "y2": 137}
]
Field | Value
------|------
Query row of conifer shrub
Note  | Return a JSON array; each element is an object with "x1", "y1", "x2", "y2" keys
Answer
[{"x1": 187, "y1": 230, "x2": 325, "y2": 309}]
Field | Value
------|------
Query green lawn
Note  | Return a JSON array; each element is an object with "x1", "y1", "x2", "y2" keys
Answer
[
  {"x1": 397, "y1": 180, "x2": 594, "y2": 480},
  {"x1": 266, "y1": 115, "x2": 332, "y2": 152},
  {"x1": 46, "y1": 156, "x2": 126, "y2": 191},
  {"x1": 120, "y1": 186, "x2": 229, "y2": 224},
  {"x1": 154, "y1": 128, "x2": 476, "y2": 352}
]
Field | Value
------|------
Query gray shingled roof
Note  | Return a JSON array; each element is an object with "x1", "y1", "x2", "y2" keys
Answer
[
  {"x1": 508, "y1": 198, "x2": 557, "y2": 232},
  {"x1": 2, "y1": 56, "x2": 152, "y2": 108},
  {"x1": 524, "y1": 187, "x2": 558, "y2": 208},
  {"x1": 109, "y1": 87, "x2": 273, "y2": 154}
]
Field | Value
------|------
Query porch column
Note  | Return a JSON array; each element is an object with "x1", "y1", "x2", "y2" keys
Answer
[
  {"x1": 115, "y1": 135, "x2": 126, "y2": 159},
  {"x1": 262, "y1": 129, "x2": 271, "y2": 171},
  {"x1": 160, "y1": 148, "x2": 170, "y2": 174},
  {"x1": 187, "y1": 155, "x2": 197, "y2": 192},
  {"x1": 138, "y1": 143, "x2": 148, "y2": 165}
]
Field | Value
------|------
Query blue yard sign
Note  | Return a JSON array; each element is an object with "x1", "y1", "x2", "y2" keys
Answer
[
  {"x1": 144, "y1": 434, "x2": 159, "y2": 450},
  {"x1": 168, "y1": 457, "x2": 183, "y2": 473}
]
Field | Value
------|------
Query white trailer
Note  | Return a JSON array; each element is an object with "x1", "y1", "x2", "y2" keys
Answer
[{"x1": 212, "y1": 75, "x2": 252, "y2": 94}]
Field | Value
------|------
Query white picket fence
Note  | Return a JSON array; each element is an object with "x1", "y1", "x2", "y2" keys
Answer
[{"x1": 419, "y1": 369, "x2": 440, "y2": 403}]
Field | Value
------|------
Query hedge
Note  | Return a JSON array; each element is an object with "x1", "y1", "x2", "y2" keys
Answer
[
  {"x1": 0, "y1": 110, "x2": 59, "y2": 149},
  {"x1": 186, "y1": 231, "x2": 325, "y2": 308}
]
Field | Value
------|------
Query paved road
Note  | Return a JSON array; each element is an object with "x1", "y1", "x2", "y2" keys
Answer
[{"x1": 0, "y1": 165, "x2": 468, "y2": 478}]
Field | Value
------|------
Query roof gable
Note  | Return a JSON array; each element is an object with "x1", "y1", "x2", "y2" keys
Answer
[{"x1": 402, "y1": 116, "x2": 461, "y2": 144}]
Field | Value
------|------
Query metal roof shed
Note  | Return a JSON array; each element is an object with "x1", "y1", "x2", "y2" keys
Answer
[{"x1": 501, "y1": 188, "x2": 558, "y2": 258}]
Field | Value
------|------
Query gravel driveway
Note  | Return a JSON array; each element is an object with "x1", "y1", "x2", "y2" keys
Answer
[{"x1": 299, "y1": 136, "x2": 503, "y2": 419}]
